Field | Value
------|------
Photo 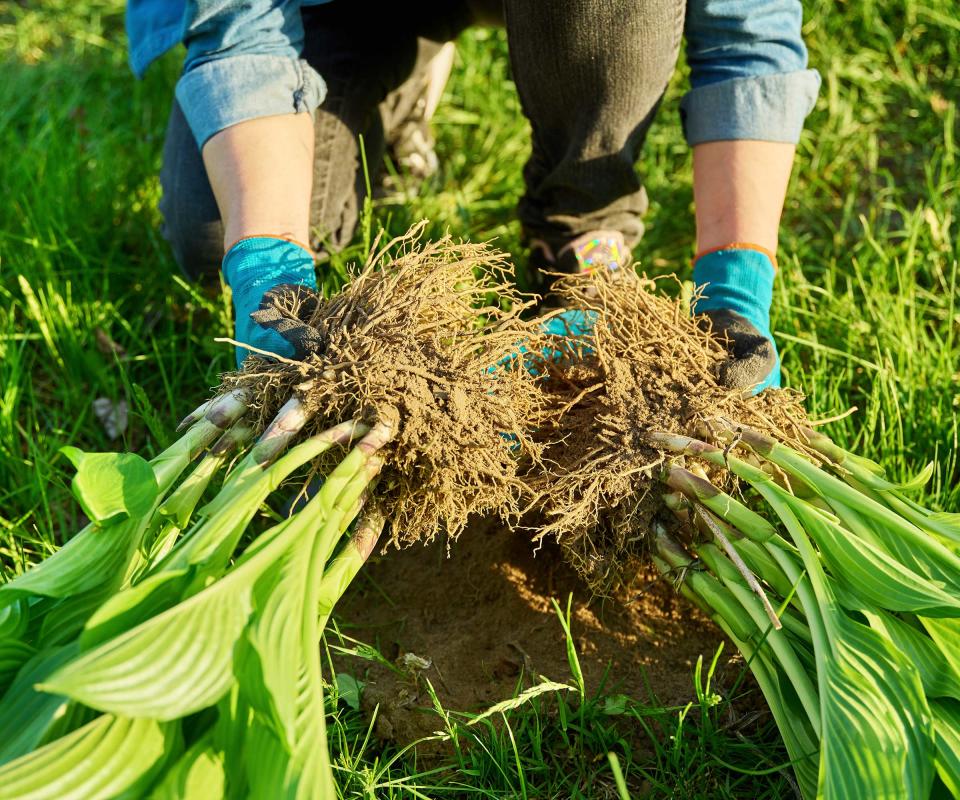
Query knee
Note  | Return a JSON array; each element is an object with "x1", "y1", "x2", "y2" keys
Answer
[
  {"x1": 158, "y1": 181, "x2": 224, "y2": 283},
  {"x1": 158, "y1": 101, "x2": 225, "y2": 282}
]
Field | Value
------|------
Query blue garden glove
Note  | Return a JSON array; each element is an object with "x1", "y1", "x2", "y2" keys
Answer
[
  {"x1": 692, "y1": 246, "x2": 780, "y2": 394},
  {"x1": 222, "y1": 237, "x2": 318, "y2": 368},
  {"x1": 539, "y1": 309, "x2": 596, "y2": 340}
]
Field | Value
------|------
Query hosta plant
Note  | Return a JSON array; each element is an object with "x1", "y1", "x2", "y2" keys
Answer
[{"x1": 0, "y1": 227, "x2": 544, "y2": 799}]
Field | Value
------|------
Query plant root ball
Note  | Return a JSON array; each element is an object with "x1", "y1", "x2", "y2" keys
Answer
[
  {"x1": 529, "y1": 269, "x2": 809, "y2": 594},
  {"x1": 220, "y1": 224, "x2": 548, "y2": 548}
]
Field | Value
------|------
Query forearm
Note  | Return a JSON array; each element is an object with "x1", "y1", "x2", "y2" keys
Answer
[
  {"x1": 692, "y1": 140, "x2": 796, "y2": 256},
  {"x1": 202, "y1": 114, "x2": 315, "y2": 251}
]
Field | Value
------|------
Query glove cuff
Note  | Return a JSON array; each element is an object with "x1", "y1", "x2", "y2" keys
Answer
[
  {"x1": 692, "y1": 246, "x2": 775, "y2": 339},
  {"x1": 694, "y1": 242, "x2": 777, "y2": 271},
  {"x1": 222, "y1": 236, "x2": 316, "y2": 291}
]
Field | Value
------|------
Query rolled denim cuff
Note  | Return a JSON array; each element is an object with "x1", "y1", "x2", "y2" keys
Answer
[
  {"x1": 680, "y1": 69, "x2": 821, "y2": 145},
  {"x1": 175, "y1": 54, "x2": 326, "y2": 148}
]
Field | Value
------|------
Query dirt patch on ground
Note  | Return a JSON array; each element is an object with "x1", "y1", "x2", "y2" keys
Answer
[{"x1": 335, "y1": 517, "x2": 730, "y2": 747}]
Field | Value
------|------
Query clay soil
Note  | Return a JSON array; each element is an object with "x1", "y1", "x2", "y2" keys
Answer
[{"x1": 335, "y1": 517, "x2": 736, "y2": 747}]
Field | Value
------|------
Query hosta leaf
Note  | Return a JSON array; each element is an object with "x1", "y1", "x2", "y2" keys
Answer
[
  {"x1": 80, "y1": 566, "x2": 194, "y2": 649},
  {"x1": 919, "y1": 618, "x2": 960, "y2": 684},
  {"x1": 245, "y1": 716, "x2": 289, "y2": 800},
  {"x1": 0, "y1": 601, "x2": 27, "y2": 639},
  {"x1": 929, "y1": 511, "x2": 960, "y2": 531},
  {"x1": 0, "y1": 644, "x2": 77, "y2": 764},
  {"x1": 38, "y1": 702, "x2": 99, "y2": 752},
  {"x1": 149, "y1": 733, "x2": 226, "y2": 800},
  {"x1": 239, "y1": 527, "x2": 336, "y2": 797},
  {"x1": 0, "y1": 714, "x2": 174, "y2": 800},
  {"x1": 244, "y1": 672, "x2": 331, "y2": 800},
  {"x1": 930, "y1": 698, "x2": 960, "y2": 797},
  {"x1": 787, "y1": 499, "x2": 960, "y2": 617},
  {"x1": 39, "y1": 582, "x2": 116, "y2": 648},
  {"x1": 41, "y1": 571, "x2": 255, "y2": 719},
  {"x1": 212, "y1": 688, "x2": 254, "y2": 793},
  {"x1": 0, "y1": 640, "x2": 36, "y2": 695},
  {"x1": 872, "y1": 490, "x2": 960, "y2": 545},
  {"x1": 745, "y1": 483, "x2": 935, "y2": 800},
  {"x1": 841, "y1": 459, "x2": 935, "y2": 493},
  {"x1": 827, "y1": 498, "x2": 960, "y2": 598},
  {"x1": 0, "y1": 514, "x2": 151, "y2": 610},
  {"x1": 818, "y1": 613, "x2": 934, "y2": 800},
  {"x1": 239, "y1": 540, "x2": 308, "y2": 747},
  {"x1": 865, "y1": 612, "x2": 960, "y2": 700},
  {"x1": 60, "y1": 447, "x2": 158, "y2": 526},
  {"x1": 744, "y1": 645, "x2": 820, "y2": 800}
]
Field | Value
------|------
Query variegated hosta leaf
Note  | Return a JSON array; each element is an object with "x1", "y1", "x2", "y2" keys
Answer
[{"x1": 0, "y1": 714, "x2": 175, "y2": 800}]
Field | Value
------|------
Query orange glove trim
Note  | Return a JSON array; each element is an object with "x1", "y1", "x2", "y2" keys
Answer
[{"x1": 693, "y1": 242, "x2": 778, "y2": 272}]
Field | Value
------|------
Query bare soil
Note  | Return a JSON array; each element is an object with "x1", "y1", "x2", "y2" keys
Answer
[{"x1": 335, "y1": 517, "x2": 731, "y2": 747}]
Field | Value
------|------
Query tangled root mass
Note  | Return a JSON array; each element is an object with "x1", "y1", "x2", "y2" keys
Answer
[
  {"x1": 530, "y1": 269, "x2": 809, "y2": 593},
  {"x1": 221, "y1": 224, "x2": 547, "y2": 548}
]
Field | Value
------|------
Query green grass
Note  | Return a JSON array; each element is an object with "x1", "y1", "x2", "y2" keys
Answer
[{"x1": 1, "y1": 0, "x2": 957, "y2": 795}]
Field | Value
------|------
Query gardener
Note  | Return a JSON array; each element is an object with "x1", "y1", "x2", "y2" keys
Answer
[{"x1": 128, "y1": 0, "x2": 819, "y2": 392}]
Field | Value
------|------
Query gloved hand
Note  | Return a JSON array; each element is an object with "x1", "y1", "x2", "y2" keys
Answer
[
  {"x1": 538, "y1": 308, "x2": 597, "y2": 364},
  {"x1": 222, "y1": 237, "x2": 318, "y2": 368},
  {"x1": 539, "y1": 308, "x2": 596, "y2": 339},
  {"x1": 692, "y1": 246, "x2": 780, "y2": 394}
]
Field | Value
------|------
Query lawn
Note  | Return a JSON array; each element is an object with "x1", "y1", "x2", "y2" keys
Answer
[{"x1": 0, "y1": 0, "x2": 957, "y2": 796}]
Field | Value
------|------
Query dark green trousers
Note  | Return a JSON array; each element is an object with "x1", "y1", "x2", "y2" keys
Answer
[{"x1": 159, "y1": 0, "x2": 685, "y2": 280}]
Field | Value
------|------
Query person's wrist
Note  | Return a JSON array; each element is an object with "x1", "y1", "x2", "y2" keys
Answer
[
  {"x1": 222, "y1": 236, "x2": 316, "y2": 292},
  {"x1": 222, "y1": 236, "x2": 318, "y2": 368},
  {"x1": 691, "y1": 244, "x2": 775, "y2": 337}
]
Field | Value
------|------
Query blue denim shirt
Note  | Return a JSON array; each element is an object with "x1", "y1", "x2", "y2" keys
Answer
[{"x1": 127, "y1": 0, "x2": 820, "y2": 149}]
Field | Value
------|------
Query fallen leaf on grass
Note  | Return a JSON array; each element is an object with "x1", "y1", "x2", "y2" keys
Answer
[{"x1": 93, "y1": 397, "x2": 128, "y2": 440}]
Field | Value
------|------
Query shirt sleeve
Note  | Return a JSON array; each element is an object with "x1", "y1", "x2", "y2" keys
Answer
[
  {"x1": 174, "y1": 0, "x2": 326, "y2": 148},
  {"x1": 681, "y1": 0, "x2": 821, "y2": 145}
]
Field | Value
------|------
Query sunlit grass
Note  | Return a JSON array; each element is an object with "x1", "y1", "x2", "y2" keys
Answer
[{"x1": 1, "y1": 1, "x2": 957, "y2": 795}]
